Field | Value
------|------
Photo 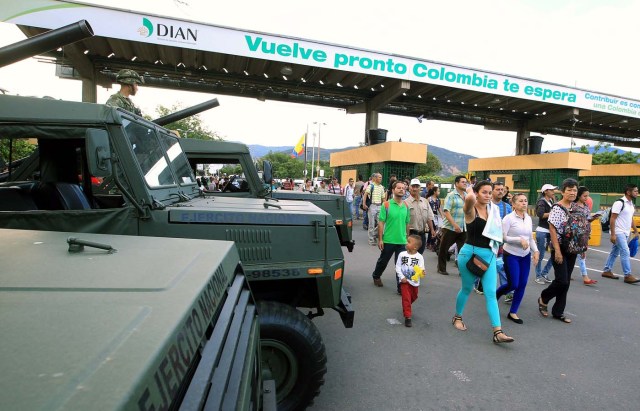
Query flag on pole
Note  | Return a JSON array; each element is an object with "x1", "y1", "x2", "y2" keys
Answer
[{"x1": 291, "y1": 134, "x2": 305, "y2": 158}]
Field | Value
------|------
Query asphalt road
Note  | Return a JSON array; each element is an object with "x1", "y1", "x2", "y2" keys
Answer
[{"x1": 308, "y1": 219, "x2": 640, "y2": 411}]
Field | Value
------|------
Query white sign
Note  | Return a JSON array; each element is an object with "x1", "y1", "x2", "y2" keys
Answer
[{"x1": 4, "y1": 0, "x2": 640, "y2": 119}]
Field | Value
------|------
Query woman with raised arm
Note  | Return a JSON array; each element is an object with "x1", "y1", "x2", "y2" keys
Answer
[{"x1": 452, "y1": 180, "x2": 514, "y2": 344}]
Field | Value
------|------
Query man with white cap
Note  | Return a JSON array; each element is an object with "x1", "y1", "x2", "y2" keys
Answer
[
  {"x1": 406, "y1": 178, "x2": 436, "y2": 254},
  {"x1": 534, "y1": 184, "x2": 557, "y2": 284}
]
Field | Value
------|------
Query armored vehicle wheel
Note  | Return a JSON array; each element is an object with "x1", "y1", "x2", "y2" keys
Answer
[{"x1": 258, "y1": 301, "x2": 327, "y2": 411}]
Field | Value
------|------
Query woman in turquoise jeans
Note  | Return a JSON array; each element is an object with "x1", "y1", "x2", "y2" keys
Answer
[{"x1": 452, "y1": 180, "x2": 514, "y2": 344}]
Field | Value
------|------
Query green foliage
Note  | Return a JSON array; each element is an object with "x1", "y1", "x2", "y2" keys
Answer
[
  {"x1": 261, "y1": 151, "x2": 304, "y2": 178},
  {"x1": 219, "y1": 164, "x2": 243, "y2": 176},
  {"x1": 151, "y1": 104, "x2": 223, "y2": 140},
  {"x1": 416, "y1": 151, "x2": 443, "y2": 176},
  {"x1": 0, "y1": 139, "x2": 36, "y2": 164},
  {"x1": 573, "y1": 142, "x2": 640, "y2": 165}
]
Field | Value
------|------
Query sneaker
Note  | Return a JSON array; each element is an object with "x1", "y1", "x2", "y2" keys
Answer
[
  {"x1": 504, "y1": 294, "x2": 514, "y2": 304},
  {"x1": 624, "y1": 275, "x2": 640, "y2": 284},
  {"x1": 474, "y1": 287, "x2": 484, "y2": 295},
  {"x1": 373, "y1": 278, "x2": 383, "y2": 287},
  {"x1": 534, "y1": 277, "x2": 546, "y2": 285},
  {"x1": 543, "y1": 275, "x2": 552, "y2": 283},
  {"x1": 405, "y1": 317, "x2": 412, "y2": 327}
]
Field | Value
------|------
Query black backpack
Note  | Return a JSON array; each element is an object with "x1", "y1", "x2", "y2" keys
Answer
[{"x1": 600, "y1": 199, "x2": 624, "y2": 232}]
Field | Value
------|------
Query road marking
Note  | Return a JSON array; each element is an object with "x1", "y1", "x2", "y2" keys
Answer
[
  {"x1": 450, "y1": 370, "x2": 471, "y2": 382},
  {"x1": 587, "y1": 247, "x2": 640, "y2": 262},
  {"x1": 387, "y1": 318, "x2": 401, "y2": 325}
]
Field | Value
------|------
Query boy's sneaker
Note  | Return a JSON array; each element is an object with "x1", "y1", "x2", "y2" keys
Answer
[
  {"x1": 504, "y1": 294, "x2": 514, "y2": 304},
  {"x1": 405, "y1": 317, "x2": 412, "y2": 327},
  {"x1": 534, "y1": 277, "x2": 546, "y2": 285},
  {"x1": 543, "y1": 275, "x2": 552, "y2": 283},
  {"x1": 474, "y1": 286, "x2": 484, "y2": 295}
]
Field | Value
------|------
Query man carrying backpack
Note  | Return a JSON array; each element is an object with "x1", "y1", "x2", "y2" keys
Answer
[{"x1": 602, "y1": 184, "x2": 640, "y2": 284}]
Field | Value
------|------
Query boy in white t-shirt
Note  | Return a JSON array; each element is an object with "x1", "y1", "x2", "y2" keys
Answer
[{"x1": 396, "y1": 235, "x2": 426, "y2": 327}]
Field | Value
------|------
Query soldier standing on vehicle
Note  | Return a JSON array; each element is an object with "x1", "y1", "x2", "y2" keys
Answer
[{"x1": 106, "y1": 69, "x2": 144, "y2": 116}]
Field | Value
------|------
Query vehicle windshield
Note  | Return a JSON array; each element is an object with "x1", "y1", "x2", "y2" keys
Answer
[{"x1": 124, "y1": 119, "x2": 195, "y2": 188}]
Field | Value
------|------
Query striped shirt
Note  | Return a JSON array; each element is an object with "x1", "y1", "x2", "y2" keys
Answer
[
  {"x1": 442, "y1": 190, "x2": 466, "y2": 232},
  {"x1": 367, "y1": 183, "x2": 385, "y2": 205}
]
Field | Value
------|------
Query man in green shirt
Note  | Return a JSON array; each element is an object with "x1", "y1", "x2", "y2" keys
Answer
[
  {"x1": 106, "y1": 69, "x2": 144, "y2": 116},
  {"x1": 372, "y1": 181, "x2": 410, "y2": 293}
]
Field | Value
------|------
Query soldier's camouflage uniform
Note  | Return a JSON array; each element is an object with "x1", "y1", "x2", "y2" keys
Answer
[{"x1": 106, "y1": 92, "x2": 142, "y2": 116}]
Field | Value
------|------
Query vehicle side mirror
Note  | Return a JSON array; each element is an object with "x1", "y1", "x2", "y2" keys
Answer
[
  {"x1": 262, "y1": 160, "x2": 273, "y2": 184},
  {"x1": 86, "y1": 128, "x2": 112, "y2": 177}
]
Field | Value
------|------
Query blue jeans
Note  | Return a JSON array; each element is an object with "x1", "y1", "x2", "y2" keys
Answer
[
  {"x1": 346, "y1": 200, "x2": 353, "y2": 219},
  {"x1": 535, "y1": 231, "x2": 554, "y2": 278},
  {"x1": 353, "y1": 196, "x2": 362, "y2": 218},
  {"x1": 604, "y1": 233, "x2": 631, "y2": 276},
  {"x1": 577, "y1": 253, "x2": 587, "y2": 276}
]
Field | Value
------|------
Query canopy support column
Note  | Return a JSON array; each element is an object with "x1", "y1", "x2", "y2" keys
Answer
[
  {"x1": 516, "y1": 124, "x2": 530, "y2": 155},
  {"x1": 364, "y1": 109, "x2": 379, "y2": 145}
]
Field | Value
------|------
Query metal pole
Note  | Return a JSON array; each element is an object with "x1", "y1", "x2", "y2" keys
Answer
[
  {"x1": 317, "y1": 123, "x2": 321, "y2": 177},
  {"x1": 310, "y1": 132, "x2": 316, "y2": 181},
  {"x1": 304, "y1": 124, "x2": 309, "y2": 178}
]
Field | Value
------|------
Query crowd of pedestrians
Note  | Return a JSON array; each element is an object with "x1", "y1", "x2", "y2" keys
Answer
[{"x1": 343, "y1": 172, "x2": 639, "y2": 344}]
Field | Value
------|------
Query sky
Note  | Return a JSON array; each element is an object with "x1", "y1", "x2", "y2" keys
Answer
[{"x1": 1, "y1": 0, "x2": 640, "y2": 158}]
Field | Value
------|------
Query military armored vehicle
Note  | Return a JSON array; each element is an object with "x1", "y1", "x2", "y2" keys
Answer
[
  {"x1": 0, "y1": 94, "x2": 353, "y2": 410},
  {"x1": 0, "y1": 228, "x2": 274, "y2": 410},
  {"x1": 180, "y1": 138, "x2": 355, "y2": 252}
]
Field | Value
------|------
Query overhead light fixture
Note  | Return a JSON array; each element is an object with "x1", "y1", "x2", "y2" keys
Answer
[
  {"x1": 380, "y1": 84, "x2": 385, "y2": 88},
  {"x1": 107, "y1": 52, "x2": 115, "y2": 58},
  {"x1": 282, "y1": 75, "x2": 288, "y2": 80},
  {"x1": 337, "y1": 82, "x2": 343, "y2": 87},
  {"x1": 56, "y1": 47, "x2": 63, "y2": 52},
  {"x1": 155, "y1": 59, "x2": 163, "y2": 65},
  {"x1": 222, "y1": 67, "x2": 228, "y2": 73},
  {"x1": 301, "y1": 77, "x2": 306, "y2": 83},
  {"x1": 402, "y1": 92, "x2": 407, "y2": 96},
  {"x1": 243, "y1": 70, "x2": 249, "y2": 76},
  {"x1": 83, "y1": 49, "x2": 89, "y2": 55},
  {"x1": 418, "y1": 95, "x2": 422, "y2": 98},
  {"x1": 263, "y1": 73, "x2": 269, "y2": 78},
  {"x1": 131, "y1": 56, "x2": 137, "y2": 61},
  {"x1": 177, "y1": 62, "x2": 185, "y2": 67},
  {"x1": 354, "y1": 85, "x2": 358, "y2": 89},
  {"x1": 280, "y1": 65, "x2": 293, "y2": 75},
  {"x1": 200, "y1": 65, "x2": 207, "y2": 70},
  {"x1": 319, "y1": 80, "x2": 324, "y2": 85}
]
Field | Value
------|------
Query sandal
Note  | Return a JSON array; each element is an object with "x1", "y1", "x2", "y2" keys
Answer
[
  {"x1": 452, "y1": 315, "x2": 467, "y2": 331},
  {"x1": 493, "y1": 330, "x2": 514, "y2": 344},
  {"x1": 553, "y1": 315, "x2": 572, "y2": 324},
  {"x1": 583, "y1": 278, "x2": 598, "y2": 285},
  {"x1": 538, "y1": 297, "x2": 548, "y2": 317}
]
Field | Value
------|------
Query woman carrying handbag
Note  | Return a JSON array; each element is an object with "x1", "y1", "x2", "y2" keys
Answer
[{"x1": 452, "y1": 180, "x2": 514, "y2": 344}]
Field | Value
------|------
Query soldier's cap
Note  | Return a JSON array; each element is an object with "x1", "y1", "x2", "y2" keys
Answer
[{"x1": 116, "y1": 69, "x2": 145, "y2": 85}]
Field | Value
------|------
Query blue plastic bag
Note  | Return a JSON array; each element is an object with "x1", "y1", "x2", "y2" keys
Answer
[{"x1": 629, "y1": 236, "x2": 638, "y2": 258}]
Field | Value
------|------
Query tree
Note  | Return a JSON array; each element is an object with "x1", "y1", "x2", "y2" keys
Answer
[
  {"x1": 261, "y1": 151, "x2": 304, "y2": 178},
  {"x1": 416, "y1": 151, "x2": 443, "y2": 176},
  {"x1": 0, "y1": 139, "x2": 36, "y2": 165},
  {"x1": 573, "y1": 142, "x2": 640, "y2": 165},
  {"x1": 151, "y1": 104, "x2": 223, "y2": 140}
]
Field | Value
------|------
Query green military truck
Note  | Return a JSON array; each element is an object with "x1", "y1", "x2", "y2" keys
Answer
[
  {"x1": 0, "y1": 94, "x2": 353, "y2": 410},
  {"x1": 180, "y1": 138, "x2": 355, "y2": 252},
  {"x1": 0, "y1": 228, "x2": 274, "y2": 410}
]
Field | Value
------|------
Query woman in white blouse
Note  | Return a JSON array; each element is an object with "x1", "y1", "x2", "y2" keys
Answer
[{"x1": 496, "y1": 193, "x2": 540, "y2": 324}]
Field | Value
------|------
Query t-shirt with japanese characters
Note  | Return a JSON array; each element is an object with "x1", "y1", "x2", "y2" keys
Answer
[{"x1": 395, "y1": 250, "x2": 425, "y2": 287}]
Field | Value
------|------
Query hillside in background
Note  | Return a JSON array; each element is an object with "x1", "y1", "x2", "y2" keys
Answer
[{"x1": 242, "y1": 143, "x2": 475, "y2": 177}]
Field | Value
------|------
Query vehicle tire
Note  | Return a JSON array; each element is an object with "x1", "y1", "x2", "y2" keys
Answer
[{"x1": 258, "y1": 301, "x2": 327, "y2": 411}]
